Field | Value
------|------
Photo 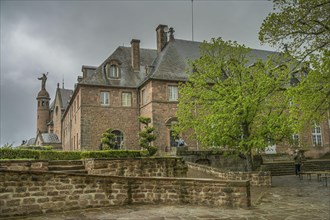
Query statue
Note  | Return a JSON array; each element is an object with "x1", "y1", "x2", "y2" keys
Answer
[{"x1": 38, "y1": 73, "x2": 48, "y2": 90}]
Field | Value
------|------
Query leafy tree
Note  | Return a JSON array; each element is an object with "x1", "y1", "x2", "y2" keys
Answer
[
  {"x1": 176, "y1": 38, "x2": 293, "y2": 171},
  {"x1": 259, "y1": 0, "x2": 330, "y2": 61},
  {"x1": 100, "y1": 128, "x2": 116, "y2": 150},
  {"x1": 287, "y1": 52, "x2": 330, "y2": 131},
  {"x1": 260, "y1": 0, "x2": 330, "y2": 132},
  {"x1": 138, "y1": 117, "x2": 158, "y2": 156}
]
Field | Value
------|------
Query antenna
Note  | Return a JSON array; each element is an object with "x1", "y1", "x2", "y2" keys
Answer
[
  {"x1": 191, "y1": 0, "x2": 194, "y2": 41},
  {"x1": 62, "y1": 76, "x2": 64, "y2": 89}
]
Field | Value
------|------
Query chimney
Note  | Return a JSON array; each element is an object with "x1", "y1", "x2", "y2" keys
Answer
[
  {"x1": 131, "y1": 39, "x2": 140, "y2": 72},
  {"x1": 156, "y1": 24, "x2": 168, "y2": 54}
]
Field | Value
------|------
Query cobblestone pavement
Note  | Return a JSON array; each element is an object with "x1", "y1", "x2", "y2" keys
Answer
[{"x1": 4, "y1": 175, "x2": 330, "y2": 220}]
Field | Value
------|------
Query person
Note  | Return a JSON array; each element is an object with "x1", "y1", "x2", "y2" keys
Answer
[
  {"x1": 177, "y1": 138, "x2": 186, "y2": 148},
  {"x1": 293, "y1": 149, "x2": 304, "y2": 175}
]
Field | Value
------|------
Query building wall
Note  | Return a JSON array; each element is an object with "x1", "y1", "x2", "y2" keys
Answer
[
  {"x1": 80, "y1": 85, "x2": 140, "y2": 150},
  {"x1": 139, "y1": 80, "x2": 197, "y2": 152},
  {"x1": 52, "y1": 91, "x2": 63, "y2": 141},
  {"x1": 62, "y1": 89, "x2": 81, "y2": 151}
]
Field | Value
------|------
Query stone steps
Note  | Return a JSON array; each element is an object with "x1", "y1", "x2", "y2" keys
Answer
[
  {"x1": 48, "y1": 160, "x2": 87, "y2": 174},
  {"x1": 261, "y1": 160, "x2": 330, "y2": 176}
]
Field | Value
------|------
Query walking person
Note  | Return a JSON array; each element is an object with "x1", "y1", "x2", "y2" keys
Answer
[{"x1": 293, "y1": 149, "x2": 304, "y2": 175}]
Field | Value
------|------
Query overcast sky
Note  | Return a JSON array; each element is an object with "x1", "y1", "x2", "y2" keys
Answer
[{"x1": 0, "y1": 0, "x2": 276, "y2": 146}]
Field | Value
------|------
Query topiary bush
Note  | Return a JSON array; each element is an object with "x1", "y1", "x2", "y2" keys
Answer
[{"x1": 138, "y1": 117, "x2": 158, "y2": 156}]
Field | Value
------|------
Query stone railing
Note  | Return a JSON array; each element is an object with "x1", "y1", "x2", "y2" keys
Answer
[
  {"x1": 0, "y1": 170, "x2": 251, "y2": 217},
  {"x1": 187, "y1": 162, "x2": 271, "y2": 187},
  {"x1": 84, "y1": 157, "x2": 188, "y2": 177},
  {"x1": 0, "y1": 160, "x2": 48, "y2": 172}
]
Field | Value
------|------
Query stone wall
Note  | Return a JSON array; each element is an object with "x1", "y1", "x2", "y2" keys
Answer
[
  {"x1": 0, "y1": 170, "x2": 251, "y2": 217},
  {"x1": 178, "y1": 151, "x2": 248, "y2": 171},
  {"x1": 0, "y1": 160, "x2": 48, "y2": 172},
  {"x1": 84, "y1": 157, "x2": 188, "y2": 177},
  {"x1": 187, "y1": 162, "x2": 271, "y2": 187}
]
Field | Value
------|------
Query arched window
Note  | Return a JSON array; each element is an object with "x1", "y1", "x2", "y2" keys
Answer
[{"x1": 105, "y1": 60, "x2": 121, "y2": 79}]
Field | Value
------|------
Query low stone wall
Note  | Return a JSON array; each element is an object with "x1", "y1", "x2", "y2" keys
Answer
[
  {"x1": 0, "y1": 160, "x2": 48, "y2": 172},
  {"x1": 84, "y1": 157, "x2": 188, "y2": 177},
  {"x1": 0, "y1": 170, "x2": 250, "y2": 217},
  {"x1": 187, "y1": 162, "x2": 271, "y2": 187}
]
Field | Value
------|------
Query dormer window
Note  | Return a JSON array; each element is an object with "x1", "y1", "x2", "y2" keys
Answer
[{"x1": 105, "y1": 60, "x2": 121, "y2": 79}]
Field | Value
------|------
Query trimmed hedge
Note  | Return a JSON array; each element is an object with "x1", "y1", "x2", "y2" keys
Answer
[
  {"x1": 0, "y1": 148, "x2": 39, "y2": 160},
  {"x1": 0, "y1": 148, "x2": 148, "y2": 160}
]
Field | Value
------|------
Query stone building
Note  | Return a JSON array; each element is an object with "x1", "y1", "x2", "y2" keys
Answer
[{"x1": 34, "y1": 24, "x2": 329, "y2": 158}]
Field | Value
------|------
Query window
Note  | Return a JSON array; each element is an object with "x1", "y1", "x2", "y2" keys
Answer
[
  {"x1": 106, "y1": 64, "x2": 120, "y2": 78},
  {"x1": 122, "y1": 92, "x2": 132, "y2": 107},
  {"x1": 141, "y1": 89, "x2": 147, "y2": 105},
  {"x1": 112, "y1": 130, "x2": 124, "y2": 149},
  {"x1": 312, "y1": 124, "x2": 322, "y2": 146},
  {"x1": 168, "y1": 85, "x2": 178, "y2": 101},
  {"x1": 100, "y1": 92, "x2": 110, "y2": 106}
]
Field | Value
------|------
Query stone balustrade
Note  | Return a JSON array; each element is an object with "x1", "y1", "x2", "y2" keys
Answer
[
  {"x1": 0, "y1": 170, "x2": 250, "y2": 217},
  {"x1": 187, "y1": 162, "x2": 271, "y2": 187}
]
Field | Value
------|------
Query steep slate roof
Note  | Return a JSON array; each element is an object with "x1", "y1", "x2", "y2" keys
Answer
[
  {"x1": 59, "y1": 88, "x2": 73, "y2": 110},
  {"x1": 41, "y1": 133, "x2": 61, "y2": 144},
  {"x1": 147, "y1": 39, "x2": 279, "y2": 82},
  {"x1": 79, "y1": 46, "x2": 157, "y2": 88},
  {"x1": 49, "y1": 88, "x2": 73, "y2": 112},
  {"x1": 79, "y1": 38, "x2": 278, "y2": 88}
]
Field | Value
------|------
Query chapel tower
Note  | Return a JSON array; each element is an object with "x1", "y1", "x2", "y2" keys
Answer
[{"x1": 36, "y1": 73, "x2": 50, "y2": 135}]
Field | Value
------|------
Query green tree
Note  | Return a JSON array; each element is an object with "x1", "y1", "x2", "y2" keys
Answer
[
  {"x1": 138, "y1": 117, "x2": 158, "y2": 156},
  {"x1": 287, "y1": 52, "x2": 330, "y2": 131},
  {"x1": 259, "y1": 0, "x2": 330, "y2": 61},
  {"x1": 176, "y1": 38, "x2": 293, "y2": 171},
  {"x1": 260, "y1": 0, "x2": 330, "y2": 131},
  {"x1": 100, "y1": 128, "x2": 116, "y2": 150}
]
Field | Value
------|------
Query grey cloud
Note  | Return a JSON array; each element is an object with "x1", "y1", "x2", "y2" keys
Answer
[{"x1": 0, "y1": 0, "x2": 274, "y2": 146}]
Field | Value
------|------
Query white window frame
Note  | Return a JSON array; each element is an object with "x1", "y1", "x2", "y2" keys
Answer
[
  {"x1": 312, "y1": 123, "x2": 322, "y2": 146},
  {"x1": 122, "y1": 92, "x2": 132, "y2": 107},
  {"x1": 168, "y1": 85, "x2": 178, "y2": 101},
  {"x1": 100, "y1": 91, "x2": 110, "y2": 106}
]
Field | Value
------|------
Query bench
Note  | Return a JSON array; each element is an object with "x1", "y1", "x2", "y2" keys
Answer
[
  {"x1": 299, "y1": 171, "x2": 330, "y2": 186},
  {"x1": 299, "y1": 171, "x2": 315, "y2": 181}
]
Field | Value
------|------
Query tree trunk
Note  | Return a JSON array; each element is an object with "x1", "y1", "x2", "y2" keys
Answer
[{"x1": 245, "y1": 150, "x2": 253, "y2": 172}]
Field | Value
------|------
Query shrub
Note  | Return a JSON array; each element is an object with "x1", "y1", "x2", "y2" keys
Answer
[
  {"x1": 0, "y1": 147, "x2": 148, "y2": 160},
  {"x1": 0, "y1": 148, "x2": 39, "y2": 159},
  {"x1": 38, "y1": 151, "x2": 82, "y2": 160},
  {"x1": 100, "y1": 128, "x2": 116, "y2": 150},
  {"x1": 138, "y1": 116, "x2": 158, "y2": 156},
  {"x1": 18, "y1": 145, "x2": 53, "y2": 150},
  {"x1": 81, "y1": 150, "x2": 146, "y2": 159}
]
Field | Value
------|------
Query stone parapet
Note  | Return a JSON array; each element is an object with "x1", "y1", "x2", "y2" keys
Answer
[
  {"x1": 0, "y1": 160, "x2": 48, "y2": 172},
  {"x1": 187, "y1": 162, "x2": 271, "y2": 187},
  {"x1": 84, "y1": 157, "x2": 188, "y2": 177},
  {"x1": 0, "y1": 170, "x2": 251, "y2": 217}
]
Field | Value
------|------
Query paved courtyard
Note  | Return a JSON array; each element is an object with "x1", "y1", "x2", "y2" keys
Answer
[{"x1": 3, "y1": 175, "x2": 330, "y2": 220}]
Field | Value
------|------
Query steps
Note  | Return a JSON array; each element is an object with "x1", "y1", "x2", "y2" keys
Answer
[
  {"x1": 260, "y1": 160, "x2": 330, "y2": 176},
  {"x1": 48, "y1": 160, "x2": 87, "y2": 174}
]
